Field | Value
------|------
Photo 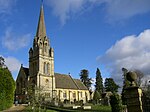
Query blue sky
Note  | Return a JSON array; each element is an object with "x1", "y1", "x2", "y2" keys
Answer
[{"x1": 1, "y1": 0, "x2": 150, "y2": 87}]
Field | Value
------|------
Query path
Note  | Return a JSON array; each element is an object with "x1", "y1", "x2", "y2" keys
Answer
[{"x1": 3, "y1": 104, "x2": 26, "y2": 112}]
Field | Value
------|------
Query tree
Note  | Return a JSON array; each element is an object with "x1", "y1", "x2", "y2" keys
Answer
[
  {"x1": 121, "y1": 68, "x2": 130, "y2": 105},
  {"x1": 79, "y1": 69, "x2": 92, "y2": 90},
  {"x1": 0, "y1": 58, "x2": 15, "y2": 111},
  {"x1": 93, "y1": 90, "x2": 101, "y2": 104},
  {"x1": 110, "y1": 93, "x2": 123, "y2": 112},
  {"x1": 25, "y1": 85, "x2": 46, "y2": 112},
  {"x1": 134, "y1": 69, "x2": 144, "y2": 86},
  {"x1": 0, "y1": 56, "x2": 6, "y2": 68},
  {"x1": 95, "y1": 68, "x2": 103, "y2": 96},
  {"x1": 104, "y1": 78, "x2": 119, "y2": 93}
]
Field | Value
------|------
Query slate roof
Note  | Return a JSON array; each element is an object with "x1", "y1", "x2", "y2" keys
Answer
[
  {"x1": 19, "y1": 68, "x2": 88, "y2": 90},
  {"x1": 74, "y1": 79, "x2": 88, "y2": 90},
  {"x1": 22, "y1": 67, "x2": 29, "y2": 77},
  {"x1": 55, "y1": 73, "x2": 88, "y2": 90}
]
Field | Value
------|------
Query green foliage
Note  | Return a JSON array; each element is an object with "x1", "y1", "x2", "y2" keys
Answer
[
  {"x1": 0, "y1": 67, "x2": 15, "y2": 111},
  {"x1": 95, "y1": 68, "x2": 103, "y2": 96},
  {"x1": 121, "y1": 68, "x2": 129, "y2": 105},
  {"x1": 79, "y1": 69, "x2": 92, "y2": 90},
  {"x1": 0, "y1": 56, "x2": 5, "y2": 68},
  {"x1": 110, "y1": 93, "x2": 122, "y2": 112},
  {"x1": 26, "y1": 85, "x2": 47, "y2": 111},
  {"x1": 91, "y1": 105, "x2": 111, "y2": 112},
  {"x1": 104, "y1": 78, "x2": 119, "y2": 93},
  {"x1": 93, "y1": 90, "x2": 101, "y2": 104}
]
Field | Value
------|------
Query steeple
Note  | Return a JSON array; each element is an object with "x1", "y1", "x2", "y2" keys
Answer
[{"x1": 36, "y1": 4, "x2": 46, "y2": 39}]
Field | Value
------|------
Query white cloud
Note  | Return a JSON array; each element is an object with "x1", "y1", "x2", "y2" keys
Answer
[
  {"x1": 2, "y1": 28, "x2": 31, "y2": 51},
  {"x1": 4, "y1": 56, "x2": 21, "y2": 72},
  {"x1": 46, "y1": 0, "x2": 86, "y2": 25},
  {"x1": 0, "y1": 0, "x2": 17, "y2": 14},
  {"x1": 97, "y1": 29, "x2": 150, "y2": 85},
  {"x1": 0, "y1": 55, "x2": 22, "y2": 80},
  {"x1": 105, "y1": 0, "x2": 150, "y2": 22},
  {"x1": 45, "y1": 0, "x2": 150, "y2": 24}
]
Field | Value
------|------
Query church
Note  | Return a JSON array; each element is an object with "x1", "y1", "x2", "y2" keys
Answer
[{"x1": 15, "y1": 4, "x2": 90, "y2": 104}]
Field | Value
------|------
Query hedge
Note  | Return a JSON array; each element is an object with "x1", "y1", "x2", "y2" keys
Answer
[{"x1": 0, "y1": 68, "x2": 15, "y2": 111}]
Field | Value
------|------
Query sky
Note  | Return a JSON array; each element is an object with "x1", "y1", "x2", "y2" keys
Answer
[{"x1": 1, "y1": 0, "x2": 150, "y2": 88}]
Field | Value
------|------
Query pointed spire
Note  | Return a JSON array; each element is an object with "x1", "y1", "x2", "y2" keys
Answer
[{"x1": 36, "y1": 4, "x2": 46, "y2": 38}]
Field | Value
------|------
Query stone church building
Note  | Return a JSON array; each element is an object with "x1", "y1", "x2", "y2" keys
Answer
[{"x1": 15, "y1": 5, "x2": 90, "y2": 104}]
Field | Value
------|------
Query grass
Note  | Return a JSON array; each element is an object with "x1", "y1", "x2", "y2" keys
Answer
[
  {"x1": 24, "y1": 106, "x2": 57, "y2": 112},
  {"x1": 24, "y1": 105, "x2": 111, "y2": 112},
  {"x1": 91, "y1": 105, "x2": 111, "y2": 112}
]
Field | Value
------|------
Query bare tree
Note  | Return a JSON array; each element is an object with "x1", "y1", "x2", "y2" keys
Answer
[{"x1": 134, "y1": 69, "x2": 144, "y2": 86}]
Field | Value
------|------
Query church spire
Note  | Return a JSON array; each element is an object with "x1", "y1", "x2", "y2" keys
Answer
[{"x1": 36, "y1": 4, "x2": 46, "y2": 39}]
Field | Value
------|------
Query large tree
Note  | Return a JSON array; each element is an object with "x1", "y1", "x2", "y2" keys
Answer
[
  {"x1": 79, "y1": 69, "x2": 92, "y2": 90},
  {"x1": 104, "y1": 78, "x2": 119, "y2": 93},
  {"x1": 95, "y1": 68, "x2": 103, "y2": 95}
]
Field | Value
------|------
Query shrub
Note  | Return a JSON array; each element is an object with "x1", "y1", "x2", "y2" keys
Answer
[
  {"x1": 0, "y1": 68, "x2": 15, "y2": 111},
  {"x1": 64, "y1": 99, "x2": 70, "y2": 104},
  {"x1": 93, "y1": 90, "x2": 101, "y2": 104},
  {"x1": 110, "y1": 93, "x2": 122, "y2": 112}
]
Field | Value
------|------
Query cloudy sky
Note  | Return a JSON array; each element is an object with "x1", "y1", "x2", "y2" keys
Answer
[{"x1": 0, "y1": 0, "x2": 150, "y2": 87}]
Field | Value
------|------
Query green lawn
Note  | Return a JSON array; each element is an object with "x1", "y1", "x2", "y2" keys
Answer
[
  {"x1": 91, "y1": 105, "x2": 111, "y2": 112},
  {"x1": 24, "y1": 105, "x2": 111, "y2": 112},
  {"x1": 24, "y1": 106, "x2": 57, "y2": 112}
]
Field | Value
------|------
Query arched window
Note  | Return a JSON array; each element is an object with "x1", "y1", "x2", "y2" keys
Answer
[
  {"x1": 73, "y1": 92, "x2": 76, "y2": 98},
  {"x1": 44, "y1": 43, "x2": 47, "y2": 53},
  {"x1": 63, "y1": 92, "x2": 67, "y2": 98},
  {"x1": 44, "y1": 62, "x2": 48, "y2": 74},
  {"x1": 47, "y1": 63, "x2": 50, "y2": 74},
  {"x1": 44, "y1": 62, "x2": 46, "y2": 73}
]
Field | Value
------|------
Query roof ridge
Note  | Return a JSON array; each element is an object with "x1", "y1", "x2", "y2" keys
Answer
[{"x1": 69, "y1": 75, "x2": 80, "y2": 90}]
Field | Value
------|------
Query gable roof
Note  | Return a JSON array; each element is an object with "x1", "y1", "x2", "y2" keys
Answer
[
  {"x1": 55, "y1": 73, "x2": 78, "y2": 89},
  {"x1": 74, "y1": 79, "x2": 88, "y2": 90},
  {"x1": 16, "y1": 66, "x2": 29, "y2": 82},
  {"x1": 22, "y1": 67, "x2": 29, "y2": 77},
  {"x1": 55, "y1": 73, "x2": 88, "y2": 90}
]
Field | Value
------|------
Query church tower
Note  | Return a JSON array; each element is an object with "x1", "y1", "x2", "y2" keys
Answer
[{"x1": 29, "y1": 4, "x2": 55, "y2": 98}]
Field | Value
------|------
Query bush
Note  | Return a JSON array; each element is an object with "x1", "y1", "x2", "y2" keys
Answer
[
  {"x1": 110, "y1": 93, "x2": 122, "y2": 112},
  {"x1": 93, "y1": 90, "x2": 101, "y2": 104},
  {"x1": 0, "y1": 68, "x2": 15, "y2": 111},
  {"x1": 64, "y1": 99, "x2": 70, "y2": 104}
]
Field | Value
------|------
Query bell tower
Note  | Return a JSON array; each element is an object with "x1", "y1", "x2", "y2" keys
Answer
[{"x1": 29, "y1": 4, "x2": 55, "y2": 98}]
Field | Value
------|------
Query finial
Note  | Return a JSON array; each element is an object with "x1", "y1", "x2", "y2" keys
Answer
[{"x1": 126, "y1": 71, "x2": 137, "y2": 86}]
